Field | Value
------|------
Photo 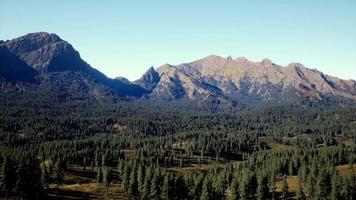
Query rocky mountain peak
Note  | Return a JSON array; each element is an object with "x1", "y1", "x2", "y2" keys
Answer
[
  {"x1": 134, "y1": 66, "x2": 160, "y2": 91},
  {"x1": 2, "y1": 32, "x2": 86, "y2": 73},
  {"x1": 261, "y1": 58, "x2": 273, "y2": 66},
  {"x1": 4, "y1": 32, "x2": 62, "y2": 55}
]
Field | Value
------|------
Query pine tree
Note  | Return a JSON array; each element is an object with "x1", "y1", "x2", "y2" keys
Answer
[
  {"x1": 330, "y1": 171, "x2": 340, "y2": 200},
  {"x1": 97, "y1": 167, "x2": 103, "y2": 183},
  {"x1": 200, "y1": 177, "x2": 210, "y2": 200},
  {"x1": 161, "y1": 173, "x2": 170, "y2": 200},
  {"x1": 269, "y1": 172, "x2": 276, "y2": 200},
  {"x1": 173, "y1": 175, "x2": 190, "y2": 200},
  {"x1": 137, "y1": 164, "x2": 144, "y2": 199},
  {"x1": 128, "y1": 167, "x2": 138, "y2": 200},
  {"x1": 256, "y1": 173, "x2": 269, "y2": 200},
  {"x1": 315, "y1": 167, "x2": 328, "y2": 199},
  {"x1": 141, "y1": 166, "x2": 152, "y2": 200},
  {"x1": 0, "y1": 157, "x2": 16, "y2": 199},
  {"x1": 41, "y1": 163, "x2": 50, "y2": 190},
  {"x1": 53, "y1": 157, "x2": 64, "y2": 194},
  {"x1": 239, "y1": 170, "x2": 250, "y2": 200},
  {"x1": 122, "y1": 164, "x2": 130, "y2": 193},
  {"x1": 211, "y1": 173, "x2": 225, "y2": 200},
  {"x1": 149, "y1": 170, "x2": 159, "y2": 200},
  {"x1": 230, "y1": 177, "x2": 239, "y2": 200},
  {"x1": 281, "y1": 176, "x2": 288, "y2": 200},
  {"x1": 15, "y1": 155, "x2": 43, "y2": 199},
  {"x1": 305, "y1": 173, "x2": 315, "y2": 199},
  {"x1": 102, "y1": 167, "x2": 112, "y2": 199}
]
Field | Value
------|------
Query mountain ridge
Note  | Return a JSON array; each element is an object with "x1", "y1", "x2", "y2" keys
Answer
[
  {"x1": 1, "y1": 32, "x2": 355, "y2": 108},
  {"x1": 144, "y1": 55, "x2": 356, "y2": 103}
]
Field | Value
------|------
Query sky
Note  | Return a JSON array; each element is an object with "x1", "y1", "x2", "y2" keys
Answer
[{"x1": 1, "y1": 0, "x2": 356, "y2": 81}]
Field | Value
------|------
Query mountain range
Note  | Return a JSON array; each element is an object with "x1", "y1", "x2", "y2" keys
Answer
[{"x1": 1, "y1": 32, "x2": 355, "y2": 108}]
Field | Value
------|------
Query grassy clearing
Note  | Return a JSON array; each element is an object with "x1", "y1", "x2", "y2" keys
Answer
[
  {"x1": 336, "y1": 164, "x2": 356, "y2": 176},
  {"x1": 47, "y1": 169, "x2": 126, "y2": 200},
  {"x1": 259, "y1": 136, "x2": 293, "y2": 151},
  {"x1": 275, "y1": 176, "x2": 301, "y2": 193}
]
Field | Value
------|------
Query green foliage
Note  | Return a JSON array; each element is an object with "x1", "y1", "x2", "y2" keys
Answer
[{"x1": 0, "y1": 100, "x2": 355, "y2": 199}]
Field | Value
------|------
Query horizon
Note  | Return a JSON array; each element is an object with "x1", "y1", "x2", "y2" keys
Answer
[{"x1": 1, "y1": 0, "x2": 356, "y2": 81}]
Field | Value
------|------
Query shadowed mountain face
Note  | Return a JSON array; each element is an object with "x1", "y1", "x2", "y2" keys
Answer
[
  {"x1": 0, "y1": 32, "x2": 355, "y2": 107},
  {"x1": 0, "y1": 32, "x2": 148, "y2": 98},
  {"x1": 0, "y1": 46, "x2": 37, "y2": 82},
  {"x1": 143, "y1": 55, "x2": 356, "y2": 106}
]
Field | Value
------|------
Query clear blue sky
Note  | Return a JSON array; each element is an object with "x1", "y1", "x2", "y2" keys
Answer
[{"x1": 1, "y1": 0, "x2": 356, "y2": 80}]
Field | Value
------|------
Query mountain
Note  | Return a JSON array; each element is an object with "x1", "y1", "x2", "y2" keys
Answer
[
  {"x1": 0, "y1": 32, "x2": 148, "y2": 99},
  {"x1": 1, "y1": 32, "x2": 355, "y2": 108},
  {"x1": 142, "y1": 55, "x2": 356, "y2": 106}
]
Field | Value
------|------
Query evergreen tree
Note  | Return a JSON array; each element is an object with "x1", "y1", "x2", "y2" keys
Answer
[
  {"x1": 15, "y1": 155, "x2": 43, "y2": 199},
  {"x1": 256, "y1": 173, "x2": 269, "y2": 200},
  {"x1": 40, "y1": 163, "x2": 50, "y2": 190},
  {"x1": 173, "y1": 175, "x2": 190, "y2": 200},
  {"x1": 281, "y1": 176, "x2": 288, "y2": 200},
  {"x1": 269, "y1": 172, "x2": 276, "y2": 200},
  {"x1": 212, "y1": 173, "x2": 225, "y2": 200},
  {"x1": 305, "y1": 173, "x2": 315, "y2": 199},
  {"x1": 239, "y1": 171, "x2": 250, "y2": 200},
  {"x1": 137, "y1": 164, "x2": 144, "y2": 198},
  {"x1": 315, "y1": 167, "x2": 329, "y2": 199},
  {"x1": 97, "y1": 167, "x2": 103, "y2": 183},
  {"x1": 230, "y1": 177, "x2": 239, "y2": 200},
  {"x1": 149, "y1": 170, "x2": 159, "y2": 200},
  {"x1": 53, "y1": 157, "x2": 64, "y2": 193},
  {"x1": 128, "y1": 166, "x2": 138, "y2": 200},
  {"x1": 200, "y1": 177, "x2": 210, "y2": 200},
  {"x1": 122, "y1": 164, "x2": 130, "y2": 193},
  {"x1": 102, "y1": 167, "x2": 112, "y2": 199},
  {"x1": 330, "y1": 171, "x2": 340, "y2": 200},
  {"x1": 141, "y1": 166, "x2": 152, "y2": 200},
  {"x1": 0, "y1": 157, "x2": 17, "y2": 199},
  {"x1": 161, "y1": 173, "x2": 170, "y2": 200}
]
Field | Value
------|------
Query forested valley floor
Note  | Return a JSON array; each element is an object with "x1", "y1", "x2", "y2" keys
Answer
[{"x1": 0, "y1": 98, "x2": 355, "y2": 199}]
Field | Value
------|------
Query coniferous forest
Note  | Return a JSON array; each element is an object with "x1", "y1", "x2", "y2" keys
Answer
[{"x1": 0, "y1": 94, "x2": 355, "y2": 199}]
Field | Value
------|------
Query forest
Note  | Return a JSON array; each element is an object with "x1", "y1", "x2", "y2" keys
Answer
[{"x1": 0, "y1": 97, "x2": 355, "y2": 199}]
